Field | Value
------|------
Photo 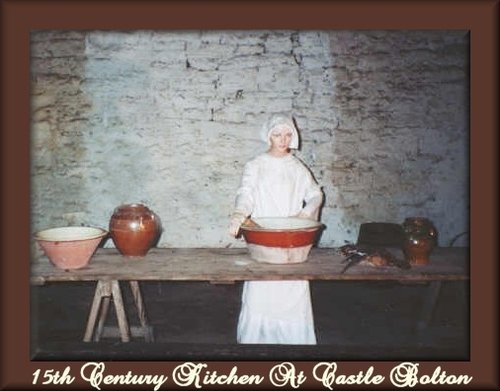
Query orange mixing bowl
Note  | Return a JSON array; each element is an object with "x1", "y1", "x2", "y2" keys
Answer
[{"x1": 34, "y1": 226, "x2": 107, "y2": 270}]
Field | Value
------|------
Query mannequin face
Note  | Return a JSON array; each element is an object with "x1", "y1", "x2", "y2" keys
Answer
[{"x1": 268, "y1": 125, "x2": 293, "y2": 157}]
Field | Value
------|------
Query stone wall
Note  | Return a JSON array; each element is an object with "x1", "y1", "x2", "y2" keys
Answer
[{"x1": 30, "y1": 30, "x2": 469, "y2": 248}]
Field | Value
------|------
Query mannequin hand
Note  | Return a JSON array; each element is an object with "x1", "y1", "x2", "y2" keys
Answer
[{"x1": 229, "y1": 212, "x2": 247, "y2": 237}]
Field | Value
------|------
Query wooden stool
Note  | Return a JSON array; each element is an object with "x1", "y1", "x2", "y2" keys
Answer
[{"x1": 83, "y1": 280, "x2": 154, "y2": 342}]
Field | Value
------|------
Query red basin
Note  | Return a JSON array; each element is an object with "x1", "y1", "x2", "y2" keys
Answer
[{"x1": 240, "y1": 217, "x2": 323, "y2": 248}]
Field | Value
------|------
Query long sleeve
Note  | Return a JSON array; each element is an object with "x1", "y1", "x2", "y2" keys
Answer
[
  {"x1": 234, "y1": 160, "x2": 258, "y2": 216},
  {"x1": 300, "y1": 171, "x2": 323, "y2": 219}
]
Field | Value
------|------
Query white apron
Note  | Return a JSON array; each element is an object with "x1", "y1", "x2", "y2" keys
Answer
[{"x1": 237, "y1": 280, "x2": 316, "y2": 344}]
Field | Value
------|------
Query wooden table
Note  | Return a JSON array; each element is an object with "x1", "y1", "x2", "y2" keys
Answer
[{"x1": 31, "y1": 247, "x2": 469, "y2": 343}]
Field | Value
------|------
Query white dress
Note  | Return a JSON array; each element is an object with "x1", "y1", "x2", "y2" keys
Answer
[{"x1": 234, "y1": 153, "x2": 323, "y2": 344}]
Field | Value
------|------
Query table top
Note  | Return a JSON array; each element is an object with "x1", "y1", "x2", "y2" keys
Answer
[{"x1": 30, "y1": 247, "x2": 469, "y2": 285}]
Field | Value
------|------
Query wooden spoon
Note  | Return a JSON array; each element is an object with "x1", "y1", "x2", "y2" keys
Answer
[{"x1": 241, "y1": 217, "x2": 262, "y2": 228}]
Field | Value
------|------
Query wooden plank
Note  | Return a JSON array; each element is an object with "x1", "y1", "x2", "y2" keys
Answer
[
  {"x1": 99, "y1": 326, "x2": 154, "y2": 340},
  {"x1": 31, "y1": 247, "x2": 469, "y2": 285}
]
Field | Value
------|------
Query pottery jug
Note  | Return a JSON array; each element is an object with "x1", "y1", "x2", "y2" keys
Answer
[
  {"x1": 402, "y1": 217, "x2": 437, "y2": 265},
  {"x1": 109, "y1": 203, "x2": 161, "y2": 256}
]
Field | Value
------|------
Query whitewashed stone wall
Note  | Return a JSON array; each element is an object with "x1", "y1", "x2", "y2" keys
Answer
[{"x1": 30, "y1": 30, "x2": 469, "y2": 248}]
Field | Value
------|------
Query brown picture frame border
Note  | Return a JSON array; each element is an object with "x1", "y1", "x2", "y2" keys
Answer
[{"x1": 1, "y1": 0, "x2": 498, "y2": 389}]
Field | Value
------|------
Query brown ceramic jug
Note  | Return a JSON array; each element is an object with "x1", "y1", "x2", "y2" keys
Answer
[
  {"x1": 402, "y1": 217, "x2": 437, "y2": 265},
  {"x1": 109, "y1": 203, "x2": 161, "y2": 256}
]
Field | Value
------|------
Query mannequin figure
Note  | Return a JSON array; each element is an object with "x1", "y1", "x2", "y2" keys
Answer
[{"x1": 229, "y1": 114, "x2": 323, "y2": 344}]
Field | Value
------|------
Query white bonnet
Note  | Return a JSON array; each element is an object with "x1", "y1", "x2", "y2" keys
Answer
[{"x1": 260, "y1": 113, "x2": 300, "y2": 150}]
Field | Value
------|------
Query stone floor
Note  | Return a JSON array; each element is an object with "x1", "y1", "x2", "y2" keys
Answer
[{"x1": 30, "y1": 280, "x2": 469, "y2": 361}]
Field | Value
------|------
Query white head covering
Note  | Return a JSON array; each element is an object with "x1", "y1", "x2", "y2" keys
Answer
[{"x1": 260, "y1": 113, "x2": 300, "y2": 150}]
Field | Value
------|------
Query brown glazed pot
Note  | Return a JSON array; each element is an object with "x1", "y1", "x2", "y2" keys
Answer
[
  {"x1": 109, "y1": 203, "x2": 161, "y2": 256},
  {"x1": 402, "y1": 217, "x2": 437, "y2": 265}
]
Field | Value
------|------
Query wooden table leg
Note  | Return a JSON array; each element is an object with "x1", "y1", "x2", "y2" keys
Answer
[
  {"x1": 130, "y1": 281, "x2": 154, "y2": 342},
  {"x1": 94, "y1": 296, "x2": 111, "y2": 342},
  {"x1": 83, "y1": 280, "x2": 153, "y2": 343},
  {"x1": 416, "y1": 281, "x2": 442, "y2": 333},
  {"x1": 84, "y1": 281, "x2": 110, "y2": 342},
  {"x1": 111, "y1": 280, "x2": 131, "y2": 342},
  {"x1": 83, "y1": 280, "x2": 130, "y2": 343}
]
